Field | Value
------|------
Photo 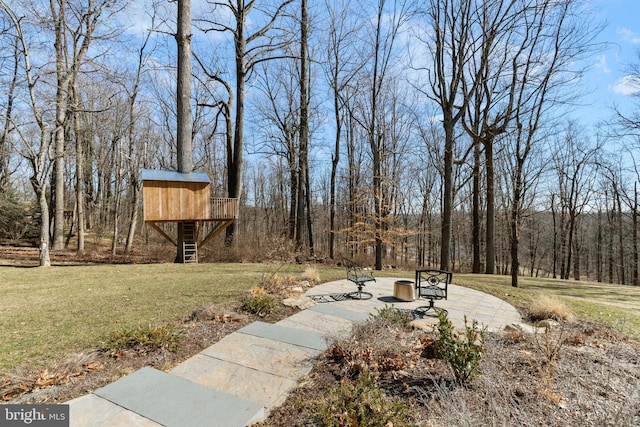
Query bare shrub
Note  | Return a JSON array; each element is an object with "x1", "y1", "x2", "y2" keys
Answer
[
  {"x1": 529, "y1": 295, "x2": 574, "y2": 322},
  {"x1": 300, "y1": 267, "x2": 320, "y2": 285},
  {"x1": 327, "y1": 315, "x2": 429, "y2": 379},
  {"x1": 532, "y1": 324, "x2": 565, "y2": 403}
]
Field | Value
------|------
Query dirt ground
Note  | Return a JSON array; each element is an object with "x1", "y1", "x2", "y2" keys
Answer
[{"x1": 260, "y1": 318, "x2": 640, "y2": 427}]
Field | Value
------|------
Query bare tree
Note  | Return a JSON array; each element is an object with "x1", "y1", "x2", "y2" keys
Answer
[
  {"x1": 322, "y1": 0, "x2": 366, "y2": 260},
  {"x1": 0, "y1": 2, "x2": 54, "y2": 265},
  {"x1": 252, "y1": 59, "x2": 300, "y2": 239},
  {"x1": 48, "y1": 0, "x2": 119, "y2": 251},
  {"x1": 351, "y1": 0, "x2": 410, "y2": 270},
  {"x1": 0, "y1": 30, "x2": 18, "y2": 194},
  {"x1": 551, "y1": 123, "x2": 601, "y2": 281},
  {"x1": 461, "y1": 0, "x2": 519, "y2": 274},
  {"x1": 197, "y1": 0, "x2": 294, "y2": 245},
  {"x1": 415, "y1": 0, "x2": 480, "y2": 270},
  {"x1": 295, "y1": 0, "x2": 311, "y2": 254},
  {"x1": 123, "y1": 16, "x2": 156, "y2": 254}
]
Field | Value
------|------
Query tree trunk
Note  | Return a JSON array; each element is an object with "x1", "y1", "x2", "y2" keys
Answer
[
  {"x1": 551, "y1": 195, "x2": 558, "y2": 278},
  {"x1": 52, "y1": 10, "x2": 68, "y2": 252},
  {"x1": 296, "y1": 0, "x2": 309, "y2": 253},
  {"x1": 125, "y1": 182, "x2": 139, "y2": 254},
  {"x1": 176, "y1": 0, "x2": 193, "y2": 174},
  {"x1": 633, "y1": 184, "x2": 638, "y2": 286},
  {"x1": 175, "y1": 0, "x2": 193, "y2": 262},
  {"x1": 288, "y1": 165, "x2": 298, "y2": 240},
  {"x1": 226, "y1": 11, "x2": 247, "y2": 245},
  {"x1": 305, "y1": 162, "x2": 314, "y2": 257},
  {"x1": 72, "y1": 85, "x2": 85, "y2": 254},
  {"x1": 485, "y1": 139, "x2": 495, "y2": 274},
  {"x1": 111, "y1": 137, "x2": 122, "y2": 256},
  {"x1": 564, "y1": 212, "x2": 574, "y2": 280},
  {"x1": 37, "y1": 188, "x2": 51, "y2": 267},
  {"x1": 329, "y1": 112, "x2": 340, "y2": 260},
  {"x1": 596, "y1": 209, "x2": 603, "y2": 282},
  {"x1": 472, "y1": 139, "x2": 481, "y2": 273},
  {"x1": 441, "y1": 121, "x2": 454, "y2": 271},
  {"x1": 510, "y1": 159, "x2": 524, "y2": 287}
]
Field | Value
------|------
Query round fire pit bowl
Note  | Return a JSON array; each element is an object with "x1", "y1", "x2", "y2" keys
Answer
[{"x1": 393, "y1": 280, "x2": 415, "y2": 302}]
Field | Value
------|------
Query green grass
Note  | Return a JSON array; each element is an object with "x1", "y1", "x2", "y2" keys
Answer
[
  {"x1": 1, "y1": 262, "x2": 638, "y2": 373},
  {"x1": 452, "y1": 274, "x2": 640, "y2": 335},
  {"x1": 0, "y1": 262, "x2": 334, "y2": 371}
]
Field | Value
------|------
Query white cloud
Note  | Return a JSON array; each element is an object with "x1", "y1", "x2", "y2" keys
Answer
[
  {"x1": 594, "y1": 55, "x2": 610, "y2": 73},
  {"x1": 618, "y1": 28, "x2": 640, "y2": 44},
  {"x1": 613, "y1": 75, "x2": 640, "y2": 95}
]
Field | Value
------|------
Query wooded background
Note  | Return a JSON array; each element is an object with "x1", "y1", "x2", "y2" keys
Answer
[{"x1": 0, "y1": 0, "x2": 638, "y2": 287}]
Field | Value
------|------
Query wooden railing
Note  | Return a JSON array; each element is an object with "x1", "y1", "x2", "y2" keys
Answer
[{"x1": 211, "y1": 198, "x2": 239, "y2": 219}]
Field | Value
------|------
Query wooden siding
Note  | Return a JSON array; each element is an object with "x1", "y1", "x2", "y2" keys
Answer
[{"x1": 143, "y1": 180, "x2": 211, "y2": 221}]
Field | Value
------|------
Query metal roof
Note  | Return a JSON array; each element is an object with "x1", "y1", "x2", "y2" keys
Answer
[{"x1": 141, "y1": 169, "x2": 211, "y2": 184}]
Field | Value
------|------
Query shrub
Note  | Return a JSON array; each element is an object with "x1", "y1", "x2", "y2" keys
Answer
[
  {"x1": 529, "y1": 295, "x2": 574, "y2": 322},
  {"x1": 301, "y1": 267, "x2": 320, "y2": 284},
  {"x1": 311, "y1": 369, "x2": 412, "y2": 427},
  {"x1": 372, "y1": 305, "x2": 414, "y2": 328},
  {"x1": 103, "y1": 324, "x2": 182, "y2": 354},
  {"x1": 433, "y1": 311, "x2": 485, "y2": 384},
  {"x1": 0, "y1": 194, "x2": 38, "y2": 241},
  {"x1": 240, "y1": 286, "x2": 279, "y2": 316},
  {"x1": 327, "y1": 313, "x2": 425, "y2": 379},
  {"x1": 259, "y1": 273, "x2": 298, "y2": 296},
  {"x1": 533, "y1": 323, "x2": 565, "y2": 402}
]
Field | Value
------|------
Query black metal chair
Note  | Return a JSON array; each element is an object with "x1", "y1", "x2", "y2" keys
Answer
[
  {"x1": 342, "y1": 258, "x2": 374, "y2": 300},
  {"x1": 414, "y1": 269, "x2": 451, "y2": 316}
]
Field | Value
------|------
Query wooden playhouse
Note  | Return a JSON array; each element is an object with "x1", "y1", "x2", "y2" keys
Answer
[{"x1": 141, "y1": 169, "x2": 238, "y2": 262}]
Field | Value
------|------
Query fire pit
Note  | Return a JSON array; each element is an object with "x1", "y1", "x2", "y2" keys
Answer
[{"x1": 393, "y1": 280, "x2": 415, "y2": 301}]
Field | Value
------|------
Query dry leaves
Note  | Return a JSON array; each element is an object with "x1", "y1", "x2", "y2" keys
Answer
[{"x1": 1, "y1": 362, "x2": 103, "y2": 401}]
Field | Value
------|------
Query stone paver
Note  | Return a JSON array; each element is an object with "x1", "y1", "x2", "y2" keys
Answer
[
  {"x1": 238, "y1": 321, "x2": 329, "y2": 351},
  {"x1": 200, "y1": 333, "x2": 320, "y2": 379},
  {"x1": 276, "y1": 309, "x2": 356, "y2": 340},
  {"x1": 171, "y1": 355, "x2": 297, "y2": 409},
  {"x1": 68, "y1": 394, "x2": 162, "y2": 427},
  {"x1": 93, "y1": 367, "x2": 264, "y2": 427}
]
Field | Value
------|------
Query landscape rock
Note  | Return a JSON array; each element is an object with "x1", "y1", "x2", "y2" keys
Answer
[
  {"x1": 288, "y1": 286, "x2": 305, "y2": 295},
  {"x1": 282, "y1": 296, "x2": 316, "y2": 310},
  {"x1": 410, "y1": 318, "x2": 439, "y2": 332},
  {"x1": 534, "y1": 319, "x2": 561, "y2": 329},
  {"x1": 190, "y1": 305, "x2": 249, "y2": 323},
  {"x1": 504, "y1": 322, "x2": 542, "y2": 335}
]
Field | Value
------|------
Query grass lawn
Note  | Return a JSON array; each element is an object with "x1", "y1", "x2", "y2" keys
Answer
[
  {"x1": 0, "y1": 262, "x2": 344, "y2": 371},
  {"x1": 452, "y1": 273, "x2": 640, "y2": 336},
  {"x1": 1, "y1": 262, "x2": 638, "y2": 373}
]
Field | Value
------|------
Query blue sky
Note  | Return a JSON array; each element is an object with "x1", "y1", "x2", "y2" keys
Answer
[
  {"x1": 121, "y1": 0, "x2": 639, "y2": 130},
  {"x1": 580, "y1": 0, "x2": 640, "y2": 124}
]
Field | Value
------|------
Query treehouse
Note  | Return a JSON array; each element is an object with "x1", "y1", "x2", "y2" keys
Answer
[{"x1": 141, "y1": 169, "x2": 238, "y2": 263}]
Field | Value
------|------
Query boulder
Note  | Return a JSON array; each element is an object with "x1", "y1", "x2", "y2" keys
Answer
[{"x1": 282, "y1": 296, "x2": 316, "y2": 310}]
